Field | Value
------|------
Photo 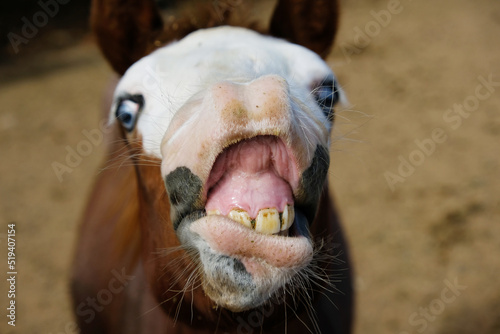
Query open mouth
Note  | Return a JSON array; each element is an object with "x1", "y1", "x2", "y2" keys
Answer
[
  {"x1": 171, "y1": 135, "x2": 324, "y2": 310},
  {"x1": 203, "y1": 136, "x2": 301, "y2": 236}
]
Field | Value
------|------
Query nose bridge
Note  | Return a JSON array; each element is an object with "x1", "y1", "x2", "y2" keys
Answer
[
  {"x1": 211, "y1": 74, "x2": 291, "y2": 124},
  {"x1": 161, "y1": 73, "x2": 325, "y2": 197}
]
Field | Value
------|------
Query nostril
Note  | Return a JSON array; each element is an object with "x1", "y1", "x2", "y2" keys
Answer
[
  {"x1": 223, "y1": 100, "x2": 250, "y2": 122},
  {"x1": 209, "y1": 75, "x2": 291, "y2": 124},
  {"x1": 210, "y1": 83, "x2": 250, "y2": 122},
  {"x1": 244, "y1": 76, "x2": 290, "y2": 121}
]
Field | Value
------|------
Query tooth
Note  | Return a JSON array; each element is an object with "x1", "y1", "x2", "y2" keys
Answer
[
  {"x1": 281, "y1": 205, "x2": 295, "y2": 231},
  {"x1": 207, "y1": 209, "x2": 221, "y2": 216},
  {"x1": 228, "y1": 209, "x2": 253, "y2": 229},
  {"x1": 254, "y1": 208, "x2": 280, "y2": 234}
]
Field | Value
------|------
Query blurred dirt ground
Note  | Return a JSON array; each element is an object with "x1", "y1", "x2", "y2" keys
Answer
[{"x1": 1, "y1": 0, "x2": 499, "y2": 333}]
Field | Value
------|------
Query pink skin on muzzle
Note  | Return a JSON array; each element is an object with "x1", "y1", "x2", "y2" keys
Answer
[{"x1": 190, "y1": 215, "x2": 313, "y2": 278}]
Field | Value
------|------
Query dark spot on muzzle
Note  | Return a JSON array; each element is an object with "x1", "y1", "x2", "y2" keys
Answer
[
  {"x1": 202, "y1": 253, "x2": 255, "y2": 295},
  {"x1": 296, "y1": 145, "x2": 330, "y2": 224},
  {"x1": 164, "y1": 166, "x2": 203, "y2": 230}
]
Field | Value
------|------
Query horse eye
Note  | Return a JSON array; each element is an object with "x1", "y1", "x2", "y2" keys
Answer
[
  {"x1": 115, "y1": 95, "x2": 144, "y2": 132},
  {"x1": 314, "y1": 78, "x2": 340, "y2": 122}
]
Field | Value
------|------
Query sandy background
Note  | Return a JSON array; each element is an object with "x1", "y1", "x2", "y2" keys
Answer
[{"x1": 1, "y1": 0, "x2": 499, "y2": 333}]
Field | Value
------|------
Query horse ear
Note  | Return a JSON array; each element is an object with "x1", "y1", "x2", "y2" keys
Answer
[
  {"x1": 269, "y1": 0, "x2": 339, "y2": 58},
  {"x1": 91, "y1": 0, "x2": 164, "y2": 75}
]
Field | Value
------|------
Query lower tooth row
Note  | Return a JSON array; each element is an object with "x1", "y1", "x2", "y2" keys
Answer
[{"x1": 207, "y1": 205, "x2": 295, "y2": 235}]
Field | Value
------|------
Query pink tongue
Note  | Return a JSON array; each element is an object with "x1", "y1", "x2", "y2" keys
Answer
[{"x1": 205, "y1": 137, "x2": 294, "y2": 218}]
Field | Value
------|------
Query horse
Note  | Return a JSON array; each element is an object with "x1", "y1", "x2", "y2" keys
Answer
[{"x1": 71, "y1": 0, "x2": 354, "y2": 333}]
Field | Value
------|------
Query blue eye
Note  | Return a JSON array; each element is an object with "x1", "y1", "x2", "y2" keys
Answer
[
  {"x1": 115, "y1": 95, "x2": 144, "y2": 132},
  {"x1": 314, "y1": 78, "x2": 340, "y2": 122}
]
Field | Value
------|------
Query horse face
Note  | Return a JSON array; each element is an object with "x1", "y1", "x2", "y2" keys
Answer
[{"x1": 111, "y1": 26, "x2": 343, "y2": 311}]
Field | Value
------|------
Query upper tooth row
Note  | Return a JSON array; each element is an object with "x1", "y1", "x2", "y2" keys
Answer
[{"x1": 207, "y1": 205, "x2": 295, "y2": 235}]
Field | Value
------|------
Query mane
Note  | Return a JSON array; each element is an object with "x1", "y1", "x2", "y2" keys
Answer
[{"x1": 155, "y1": 1, "x2": 264, "y2": 43}]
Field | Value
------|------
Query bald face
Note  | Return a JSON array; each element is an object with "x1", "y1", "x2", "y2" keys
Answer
[{"x1": 110, "y1": 26, "x2": 344, "y2": 311}]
